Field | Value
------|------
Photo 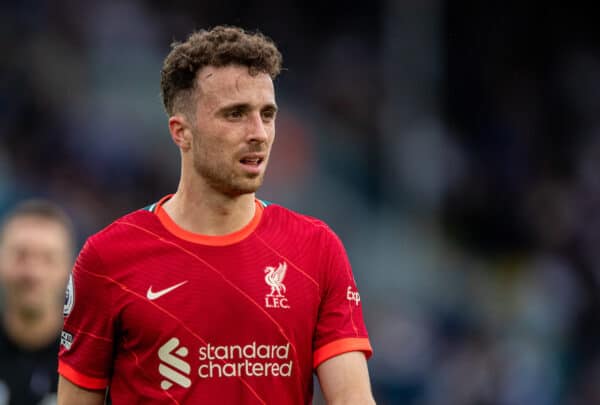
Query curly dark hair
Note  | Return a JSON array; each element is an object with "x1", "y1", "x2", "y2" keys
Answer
[{"x1": 160, "y1": 25, "x2": 283, "y2": 116}]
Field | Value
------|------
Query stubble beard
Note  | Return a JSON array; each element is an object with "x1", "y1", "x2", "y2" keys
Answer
[
  {"x1": 189, "y1": 123, "x2": 271, "y2": 197},
  {"x1": 192, "y1": 149, "x2": 267, "y2": 198}
]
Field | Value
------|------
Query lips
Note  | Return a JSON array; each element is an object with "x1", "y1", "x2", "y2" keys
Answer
[
  {"x1": 239, "y1": 154, "x2": 265, "y2": 165},
  {"x1": 238, "y1": 153, "x2": 266, "y2": 175}
]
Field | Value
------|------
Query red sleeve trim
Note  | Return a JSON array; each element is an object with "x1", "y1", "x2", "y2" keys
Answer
[
  {"x1": 313, "y1": 337, "x2": 373, "y2": 368},
  {"x1": 58, "y1": 360, "x2": 108, "y2": 390}
]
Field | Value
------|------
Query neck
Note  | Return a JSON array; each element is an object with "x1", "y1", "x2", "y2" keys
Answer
[
  {"x1": 163, "y1": 181, "x2": 257, "y2": 236},
  {"x1": 3, "y1": 306, "x2": 62, "y2": 350}
]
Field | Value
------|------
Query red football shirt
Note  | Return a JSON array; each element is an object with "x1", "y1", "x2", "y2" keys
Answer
[{"x1": 59, "y1": 196, "x2": 372, "y2": 404}]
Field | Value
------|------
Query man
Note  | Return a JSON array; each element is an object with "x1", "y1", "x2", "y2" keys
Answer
[
  {"x1": 58, "y1": 25, "x2": 374, "y2": 404},
  {"x1": 0, "y1": 200, "x2": 74, "y2": 405}
]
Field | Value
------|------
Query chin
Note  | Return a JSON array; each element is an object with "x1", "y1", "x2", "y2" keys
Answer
[
  {"x1": 223, "y1": 180, "x2": 263, "y2": 197},
  {"x1": 229, "y1": 186, "x2": 261, "y2": 197}
]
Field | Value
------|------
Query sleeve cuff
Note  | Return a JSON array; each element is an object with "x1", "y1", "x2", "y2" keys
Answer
[
  {"x1": 313, "y1": 337, "x2": 373, "y2": 368},
  {"x1": 58, "y1": 360, "x2": 109, "y2": 390}
]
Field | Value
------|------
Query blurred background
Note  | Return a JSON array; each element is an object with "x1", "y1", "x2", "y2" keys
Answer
[{"x1": 2, "y1": 1, "x2": 600, "y2": 404}]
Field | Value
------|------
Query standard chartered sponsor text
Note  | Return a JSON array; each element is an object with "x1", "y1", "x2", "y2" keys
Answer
[{"x1": 198, "y1": 341, "x2": 292, "y2": 378}]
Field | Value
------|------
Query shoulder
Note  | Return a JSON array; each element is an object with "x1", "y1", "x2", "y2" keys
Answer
[
  {"x1": 87, "y1": 208, "x2": 155, "y2": 247},
  {"x1": 77, "y1": 207, "x2": 158, "y2": 270},
  {"x1": 259, "y1": 200, "x2": 341, "y2": 243},
  {"x1": 260, "y1": 200, "x2": 329, "y2": 229}
]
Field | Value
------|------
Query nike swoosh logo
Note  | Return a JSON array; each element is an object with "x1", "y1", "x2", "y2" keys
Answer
[{"x1": 147, "y1": 281, "x2": 188, "y2": 300}]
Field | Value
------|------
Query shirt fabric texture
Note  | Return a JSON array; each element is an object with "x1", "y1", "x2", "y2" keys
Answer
[{"x1": 58, "y1": 197, "x2": 372, "y2": 404}]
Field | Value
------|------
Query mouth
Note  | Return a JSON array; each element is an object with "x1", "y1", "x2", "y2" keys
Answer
[
  {"x1": 239, "y1": 157, "x2": 264, "y2": 166},
  {"x1": 238, "y1": 154, "x2": 266, "y2": 175}
]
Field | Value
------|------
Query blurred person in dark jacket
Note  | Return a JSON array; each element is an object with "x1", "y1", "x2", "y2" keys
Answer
[{"x1": 0, "y1": 200, "x2": 74, "y2": 405}]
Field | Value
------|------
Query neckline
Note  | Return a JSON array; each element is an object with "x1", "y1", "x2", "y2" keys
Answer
[{"x1": 153, "y1": 195, "x2": 264, "y2": 246}]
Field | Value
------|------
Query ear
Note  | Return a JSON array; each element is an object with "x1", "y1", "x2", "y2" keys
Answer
[{"x1": 168, "y1": 114, "x2": 193, "y2": 151}]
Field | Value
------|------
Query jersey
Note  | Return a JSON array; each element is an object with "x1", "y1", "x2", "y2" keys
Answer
[
  {"x1": 58, "y1": 196, "x2": 372, "y2": 404},
  {"x1": 0, "y1": 325, "x2": 59, "y2": 405}
]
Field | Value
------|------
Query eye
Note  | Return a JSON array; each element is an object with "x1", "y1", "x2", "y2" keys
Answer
[
  {"x1": 227, "y1": 109, "x2": 244, "y2": 119},
  {"x1": 261, "y1": 108, "x2": 277, "y2": 122}
]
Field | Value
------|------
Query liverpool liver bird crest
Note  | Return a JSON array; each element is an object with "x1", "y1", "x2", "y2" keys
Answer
[{"x1": 264, "y1": 262, "x2": 287, "y2": 297}]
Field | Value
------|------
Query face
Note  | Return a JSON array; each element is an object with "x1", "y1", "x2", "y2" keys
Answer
[
  {"x1": 0, "y1": 216, "x2": 72, "y2": 318},
  {"x1": 180, "y1": 65, "x2": 278, "y2": 197}
]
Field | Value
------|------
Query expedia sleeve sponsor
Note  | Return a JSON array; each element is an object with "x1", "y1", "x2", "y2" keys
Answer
[
  {"x1": 311, "y1": 226, "x2": 373, "y2": 366},
  {"x1": 346, "y1": 286, "x2": 361, "y2": 305}
]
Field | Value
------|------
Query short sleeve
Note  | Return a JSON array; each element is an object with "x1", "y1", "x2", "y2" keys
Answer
[
  {"x1": 58, "y1": 239, "x2": 116, "y2": 389},
  {"x1": 312, "y1": 229, "x2": 372, "y2": 368}
]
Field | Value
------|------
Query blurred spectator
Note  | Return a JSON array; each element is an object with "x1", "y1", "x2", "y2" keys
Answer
[{"x1": 0, "y1": 200, "x2": 74, "y2": 405}]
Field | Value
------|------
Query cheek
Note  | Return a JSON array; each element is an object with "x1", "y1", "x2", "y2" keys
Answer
[
  {"x1": 0, "y1": 270, "x2": 16, "y2": 285},
  {"x1": 267, "y1": 131, "x2": 276, "y2": 150},
  {"x1": 193, "y1": 126, "x2": 226, "y2": 149},
  {"x1": 195, "y1": 134, "x2": 237, "y2": 162},
  {"x1": 34, "y1": 267, "x2": 66, "y2": 292},
  {"x1": 193, "y1": 138, "x2": 220, "y2": 165},
  {"x1": 0, "y1": 259, "x2": 19, "y2": 279},
  {"x1": 268, "y1": 123, "x2": 276, "y2": 140},
  {"x1": 49, "y1": 270, "x2": 69, "y2": 288}
]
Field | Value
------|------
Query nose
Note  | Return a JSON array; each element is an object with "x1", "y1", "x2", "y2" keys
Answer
[
  {"x1": 20, "y1": 253, "x2": 45, "y2": 280},
  {"x1": 247, "y1": 112, "x2": 269, "y2": 143}
]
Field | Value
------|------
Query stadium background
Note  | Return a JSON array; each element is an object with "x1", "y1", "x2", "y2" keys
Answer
[{"x1": 2, "y1": 1, "x2": 600, "y2": 404}]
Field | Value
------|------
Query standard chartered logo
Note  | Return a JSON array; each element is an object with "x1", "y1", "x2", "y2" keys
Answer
[
  {"x1": 158, "y1": 337, "x2": 192, "y2": 390},
  {"x1": 158, "y1": 338, "x2": 293, "y2": 390},
  {"x1": 198, "y1": 341, "x2": 292, "y2": 378}
]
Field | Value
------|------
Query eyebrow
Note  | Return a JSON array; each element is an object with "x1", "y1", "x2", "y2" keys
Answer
[{"x1": 218, "y1": 102, "x2": 278, "y2": 113}]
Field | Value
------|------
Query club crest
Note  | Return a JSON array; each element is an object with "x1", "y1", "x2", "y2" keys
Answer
[{"x1": 264, "y1": 262, "x2": 290, "y2": 309}]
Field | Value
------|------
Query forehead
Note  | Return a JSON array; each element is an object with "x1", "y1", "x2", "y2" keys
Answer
[
  {"x1": 195, "y1": 65, "x2": 275, "y2": 109},
  {"x1": 1, "y1": 216, "x2": 70, "y2": 251}
]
